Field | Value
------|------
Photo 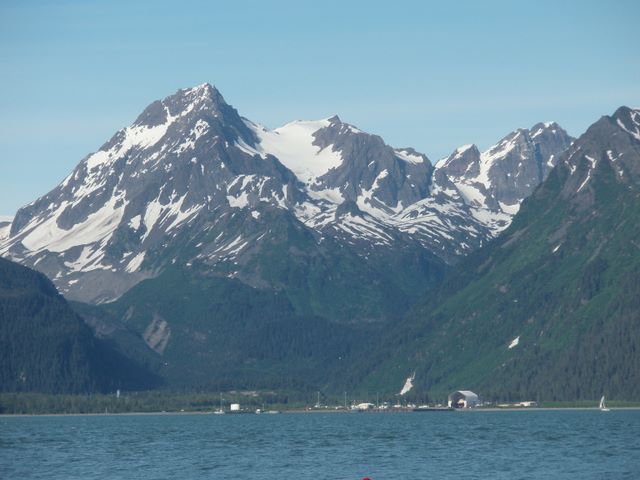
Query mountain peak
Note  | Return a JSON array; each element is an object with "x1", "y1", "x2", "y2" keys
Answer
[
  {"x1": 129, "y1": 82, "x2": 228, "y2": 129},
  {"x1": 612, "y1": 105, "x2": 638, "y2": 118},
  {"x1": 455, "y1": 143, "x2": 478, "y2": 155},
  {"x1": 528, "y1": 121, "x2": 567, "y2": 140},
  {"x1": 182, "y1": 82, "x2": 224, "y2": 104},
  {"x1": 435, "y1": 143, "x2": 479, "y2": 171},
  {"x1": 554, "y1": 106, "x2": 640, "y2": 202},
  {"x1": 433, "y1": 121, "x2": 574, "y2": 219},
  {"x1": 169, "y1": 82, "x2": 229, "y2": 114},
  {"x1": 189, "y1": 82, "x2": 217, "y2": 93},
  {"x1": 611, "y1": 106, "x2": 640, "y2": 142},
  {"x1": 533, "y1": 121, "x2": 558, "y2": 129}
]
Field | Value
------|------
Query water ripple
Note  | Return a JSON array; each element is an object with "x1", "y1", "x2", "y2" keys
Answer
[{"x1": 0, "y1": 410, "x2": 639, "y2": 479}]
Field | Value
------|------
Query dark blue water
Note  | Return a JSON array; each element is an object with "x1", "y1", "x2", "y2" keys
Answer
[{"x1": 1, "y1": 410, "x2": 639, "y2": 479}]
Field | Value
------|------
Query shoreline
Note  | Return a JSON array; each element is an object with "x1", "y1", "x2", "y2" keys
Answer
[{"x1": 3, "y1": 406, "x2": 640, "y2": 417}]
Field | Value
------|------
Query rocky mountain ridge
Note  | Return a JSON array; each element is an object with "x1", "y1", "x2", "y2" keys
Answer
[{"x1": 0, "y1": 84, "x2": 573, "y2": 306}]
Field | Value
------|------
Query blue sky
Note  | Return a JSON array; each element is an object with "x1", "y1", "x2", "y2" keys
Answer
[{"x1": 0, "y1": 0, "x2": 638, "y2": 216}]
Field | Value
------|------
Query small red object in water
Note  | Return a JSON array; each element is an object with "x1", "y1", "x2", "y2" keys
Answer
[{"x1": 362, "y1": 478, "x2": 372, "y2": 480}]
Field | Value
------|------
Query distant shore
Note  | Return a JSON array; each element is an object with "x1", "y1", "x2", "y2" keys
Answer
[{"x1": 3, "y1": 406, "x2": 640, "y2": 417}]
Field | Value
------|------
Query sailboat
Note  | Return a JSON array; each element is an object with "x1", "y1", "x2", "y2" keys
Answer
[
  {"x1": 599, "y1": 396, "x2": 610, "y2": 412},
  {"x1": 213, "y1": 393, "x2": 225, "y2": 415}
]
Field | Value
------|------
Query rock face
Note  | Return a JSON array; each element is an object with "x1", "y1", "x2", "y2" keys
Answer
[
  {"x1": 0, "y1": 84, "x2": 572, "y2": 308},
  {"x1": 434, "y1": 122, "x2": 574, "y2": 217}
]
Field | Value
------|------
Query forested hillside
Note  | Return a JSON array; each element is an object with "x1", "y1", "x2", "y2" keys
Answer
[
  {"x1": 85, "y1": 264, "x2": 376, "y2": 391},
  {"x1": 349, "y1": 107, "x2": 640, "y2": 401},
  {"x1": 0, "y1": 257, "x2": 158, "y2": 393}
]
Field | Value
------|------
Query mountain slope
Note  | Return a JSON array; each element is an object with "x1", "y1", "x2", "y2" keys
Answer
[
  {"x1": 0, "y1": 257, "x2": 158, "y2": 393},
  {"x1": 349, "y1": 107, "x2": 640, "y2": 401},
  {"x1": 0, "y1": 84, "x2": 571, "y2": 310},
  {"x1": 80, "y1": 263, "x2": 375, "y2": 390},
  {"x1": 0, "y1": 84, "x2": 578, "y2": 392},
  {"x1": 0, "y1": 85, "x2": 448, "y2": 310}
]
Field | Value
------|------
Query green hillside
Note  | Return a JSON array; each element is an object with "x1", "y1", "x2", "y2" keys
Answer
[
  {"x1": 76, "y1": 204, "x2": 445, "y2": 392},
  {"x1": 88, "y1": 264, "x2": 378, "y2": 391},
  {"x1": 349, "y1": 107, "x2": 640, "y2": 401},
  {"x1": 0, "y1": 257, "x2": 158, "y2": 394}
]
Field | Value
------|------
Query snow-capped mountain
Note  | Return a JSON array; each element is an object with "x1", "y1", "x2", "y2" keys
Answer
[
  {"x1": 558, "y1": 106, "x2": 640, "y2": 199},
  {"x1": 354, "y1": 106, "x2": 640, "y2": 400},
  {"x1": 434, "y1": 122, "x2": 574, "y2": 218},
  {"x1": 0, "y1": 84, "x2": 573, "y2": 305},
  {"x1": 0, "y1": 217, "x2": 11, "y2": 242}
]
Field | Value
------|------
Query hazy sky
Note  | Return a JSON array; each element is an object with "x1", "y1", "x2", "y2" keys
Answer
[{"x1": 1, "y1": 0, "x2": 638, "y2": 216}]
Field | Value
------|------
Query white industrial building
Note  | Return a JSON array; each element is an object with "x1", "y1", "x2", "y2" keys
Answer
[
  {"x1": 351, "y1": 402, "x2": 375, "y2": 411},
  {"x1": 448, "y1": 391, "x2": 479, "y2": 408}
]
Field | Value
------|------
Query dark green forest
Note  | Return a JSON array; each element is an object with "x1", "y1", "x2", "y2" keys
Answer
[
  {"x1": 0, "y1": 257, "x2": 158, "y2": 394},
  {"x1": 81, "y1": 265, "x2": 378, "y2": 391}
]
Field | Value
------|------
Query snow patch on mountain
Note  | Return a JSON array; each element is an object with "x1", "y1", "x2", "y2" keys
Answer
[
  {"x1": 0, "y1": 217, "x2": 12, "y2": 242},
  {"x1": 335, "y1": 214, "x2": 394, "y2": 246},
  {"x1": 21, "y1": 194, "x2": 126, "y2": 253},
  {"x1": 394, "y1": 149, "x2": 425, "y2": 164},
  {"x1": 64, "y1": 245, "x2": 107, "y2": 273},
  {"x1": 86, "y1": 105, "x2": 186, "y2": 171},
  {"x1": 125, "y1": 251, "x2": 146, "y2": 273},
  {"x1": 242, "y1": 119, "x2": 344, "y2": 183},
  {"x1": 434, "y1": 123, "x2": 574, "y2": 228},
  {"x1": 307, "y1": 187, "x2": 344, "y2": 204},
  {"x1": 174, "y1": 119, "x2": 210, "y2": 154},
  {"x1": 357, "y1": 169, "x2": 395, "y2": 217},
  {"x1": 0, "y1": 224, "x2": 10, "y2": 242},
  {"x1": 616, "y1": 110, "x2": 640, "y2": 141},
  {"x1": 498, "y1": 201, "x2": 520, "y2": 215},
  {"x1": 399, "y1": 372, "x2": 415, "y2": 395},
  {"x1": 129, "y1": 215, "x2": 142, "y2": 230},
  {"x1": 574, "y1": 154, "x2": 599, "y2": 193}
]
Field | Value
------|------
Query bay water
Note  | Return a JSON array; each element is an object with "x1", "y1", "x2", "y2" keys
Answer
[{"x1": 1, "y1": 409, "x2": 639, "y2": 479}]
